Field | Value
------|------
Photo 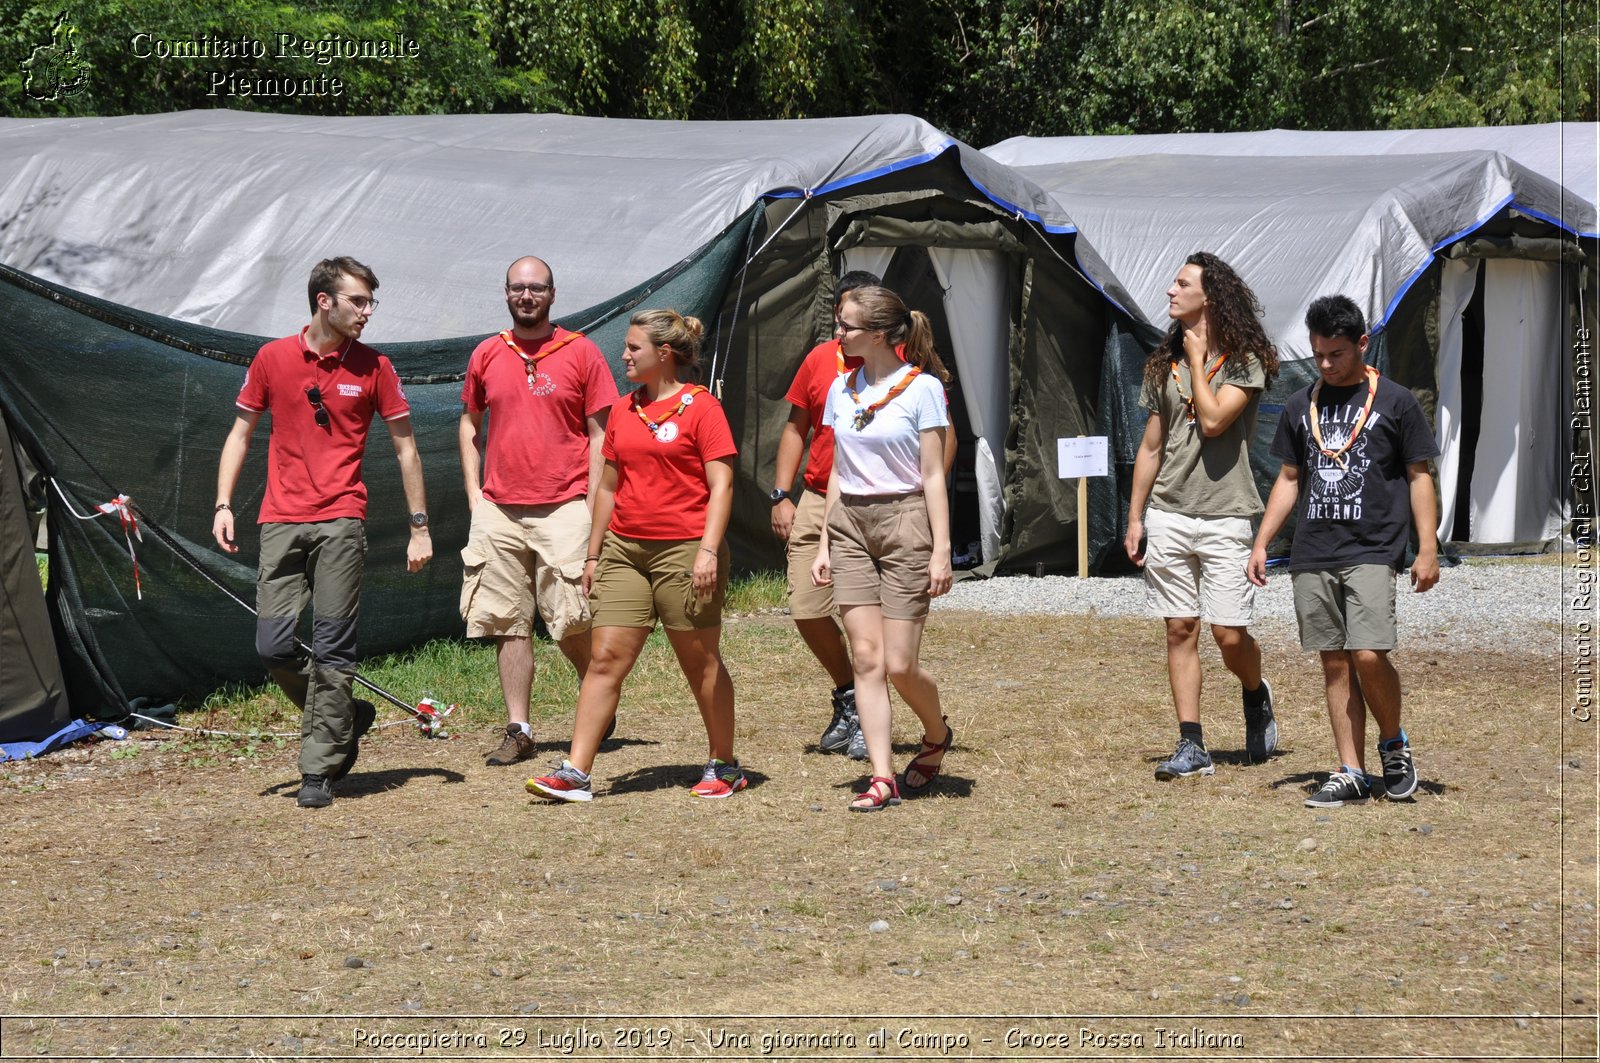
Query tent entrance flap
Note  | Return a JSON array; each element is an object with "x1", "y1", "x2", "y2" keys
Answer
[
  {"x1": 1437, "y1": 256, "x2": 1571, "y2": 543},
  {"x1": 840, "y1": 240, "x2": 1016, "y2": 565},
  {"x1": 837, "y1": 218, "x2": 1024, "y2": 565}
]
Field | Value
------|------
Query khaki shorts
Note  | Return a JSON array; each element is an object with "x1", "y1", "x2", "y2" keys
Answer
[
  {"x1": 1292, "y1": 564, "x2": 1399, "y2": 651},
  {"x1": 827, "y1": 493, "x2": 933, "y2": 621},
  {"x1": 460, "y1": 497, "x2": 592, "y2": 642},
  {"x1": 785, "y1": 489, "x2": 836, "y2": 620},
  {"x1": 589, "y1": 532, "x2": 728, "y2": 630},
  {"x1": 1143, "y1": 507, "x2": 1256, "y2": 626}
]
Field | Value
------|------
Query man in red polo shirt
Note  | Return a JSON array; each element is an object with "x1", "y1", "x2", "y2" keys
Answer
[
  {"x1": 460, "y1": 256, "x2": 619, "y2": 766},
  {"x1": 770, "y1": 271, "x2": 882, "y2": 758},
  {"x1": 213, "y1": 256, "x2": 432, "y2": 809}
]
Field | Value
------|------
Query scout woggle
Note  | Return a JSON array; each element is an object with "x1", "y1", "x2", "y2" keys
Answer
[
  {"x1": 1172, "y1": 354, "x2": 1227, "y2": 427},
  {"x1": 632, "y1": 384, "x2": 706, "y2": 442},
  {"x1": 1309, "y1": 365, "x2": 1380, "y2": 469},
  {"x1": 500, "y1": 329, "x2": 584, "y2": 391},
  {"x1": 846, "y1": 365, "x2": 921, "y2": 431}
]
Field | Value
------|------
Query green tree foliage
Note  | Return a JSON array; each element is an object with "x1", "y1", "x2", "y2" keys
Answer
[{"x1": 0, "y1": 0, "x2": 1589, "y2": 134}]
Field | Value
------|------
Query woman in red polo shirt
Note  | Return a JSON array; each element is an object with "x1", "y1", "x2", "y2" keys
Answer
[{"x1": 528, "y1": 309, "x2": 742, "y2": 802}]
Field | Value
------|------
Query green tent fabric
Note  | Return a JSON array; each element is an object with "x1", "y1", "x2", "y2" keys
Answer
[
  {"x1": 0, "y1": 113, "x2": 1153, "y2": 708},
  {"x1": 0, "y1": 404, "x2": 70, "y2": 742}
]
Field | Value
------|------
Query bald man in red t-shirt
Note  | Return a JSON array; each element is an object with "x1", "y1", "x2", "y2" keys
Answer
[{"x1": 461, "y1": 256, "x2": 619, "y2": 768}]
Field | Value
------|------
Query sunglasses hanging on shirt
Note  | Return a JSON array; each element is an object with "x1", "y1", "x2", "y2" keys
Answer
[{"x1": 304, "y1": 385, "x2": 330, "y2": 428}]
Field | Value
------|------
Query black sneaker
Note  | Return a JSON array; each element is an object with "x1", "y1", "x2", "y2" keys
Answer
[
  {"x1": 1243, "y1": 679, "x2": 1278, "y2": 763},
  {"x1": 330, "y1": 700, "x2": 377, "y2": 782},
  {"x1": 1378, "y1": 732, "x2": 1418, "y2": 800},
  {"x1": 1154, "y1": 738, "x2": 1214, "y2": 780},
  {"x1": 297, "y1": 774, "x2": 333, "y2": 808},
  {"x1": 1304, "y1": 768, "x2": 1371, "y2": 808},
  {"x1": 819, "y1": 686, "x2": 856, "y2": 753}
]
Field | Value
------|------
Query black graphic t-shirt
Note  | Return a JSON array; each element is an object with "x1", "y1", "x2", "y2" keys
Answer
[{"x1": 1270, "y1": 374, "x2": 1439, "y2": 571}]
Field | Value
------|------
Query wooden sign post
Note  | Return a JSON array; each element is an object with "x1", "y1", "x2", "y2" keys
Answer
[{"x1": 1056, "y1": 435, "x2": 1110, "y2": 578}]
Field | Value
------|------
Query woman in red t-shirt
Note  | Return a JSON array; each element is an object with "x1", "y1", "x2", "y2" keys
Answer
[{"x1": 528, "y1": 310, "x2": 742, "y2": 803}]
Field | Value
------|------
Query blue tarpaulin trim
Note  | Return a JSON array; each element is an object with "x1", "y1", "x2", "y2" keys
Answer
[
  {"x1": 1374, "y1": 193, "x2": 1593, "y2": 330},
  {"x1": 765, "y1": 142, "x2": 959, "y2": 200},
  {"x1": 765, "y1": 142, "x2": 1080, "y2": 233},
  {"x1": 1, "y1": 718, "x2": 127, "y2": 762}
]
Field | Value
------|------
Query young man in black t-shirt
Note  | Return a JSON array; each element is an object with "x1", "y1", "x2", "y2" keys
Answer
[{"x1": 1247, "y1": 295, "x2": 1440, "y2": 808}]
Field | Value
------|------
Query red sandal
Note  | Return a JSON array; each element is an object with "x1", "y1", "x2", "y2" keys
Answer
[
  {"x1": 848, "y1": 775, "x2": 901, "y2": 812},
  {"x1": 902, "y1": 716, "x2": 953, "y2": 793}
]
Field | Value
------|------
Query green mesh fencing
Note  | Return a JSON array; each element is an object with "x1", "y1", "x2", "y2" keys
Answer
[{"x1": 0, "y1": 209, "x2": 758, "y2": 710}]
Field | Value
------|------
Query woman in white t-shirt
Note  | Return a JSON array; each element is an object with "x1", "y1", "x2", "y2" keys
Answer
[{"x1": 810, "y1": 285, "x2": 953, "y2": 811}]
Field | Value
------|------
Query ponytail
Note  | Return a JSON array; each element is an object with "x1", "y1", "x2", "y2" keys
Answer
[{"x1": 902, "y1": 310, "x2": 951, "y2": 384}]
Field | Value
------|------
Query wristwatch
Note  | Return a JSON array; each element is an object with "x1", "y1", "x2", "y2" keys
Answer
[
  {"x1": 768, "y1": 488, "x2": 791, "y2": 505},
  {"x1": 410, "y1": 512, "x2": 429, "y2": 529}
]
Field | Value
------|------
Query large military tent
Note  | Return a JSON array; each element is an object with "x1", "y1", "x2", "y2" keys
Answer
[
  {"x1": 986, "y1": 126, "x2": 1598, "y2": 548},
  {"x1": 0, "y1": 110, "x2": 1147, "y2": 730}
]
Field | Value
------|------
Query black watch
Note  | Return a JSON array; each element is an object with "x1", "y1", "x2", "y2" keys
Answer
[
  {"x1": 769, "y1": 488, "x2": 791, "y2": 505},
  {"x1": 409, "y1": 511, "x2": 429, "y2": 529}
]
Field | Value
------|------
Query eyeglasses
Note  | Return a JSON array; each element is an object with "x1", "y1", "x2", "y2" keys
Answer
[
  {"x1": 506, "y1": 283, "x2": 553, "y2": 296},
  {"x1": 305, "y1": 385, "x2": 330, "y2": 428},
  {"x1": 335, "y1": 292, "x2": 378, "y2": 313},
  {"x1": 835, "y1": 319, "x2": 872, "y2": 334}
]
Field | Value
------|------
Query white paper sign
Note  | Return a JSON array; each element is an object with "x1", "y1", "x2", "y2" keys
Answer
[{"x1": 1057, "y1": 436, "x2": 1109, "y2": 479}]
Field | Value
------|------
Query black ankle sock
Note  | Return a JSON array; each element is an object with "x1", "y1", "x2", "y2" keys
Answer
[
  {"x1": 1242, "y1": 683, "x2": 1268, "y2": 708},
  {"x1": 1179, "y1": 722, "x2": 1204, "y2": 748}
]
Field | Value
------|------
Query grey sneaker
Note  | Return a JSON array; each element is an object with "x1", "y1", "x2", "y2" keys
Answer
[
  {"x1": 485, "y1": 724, "x2": 536, "y2": 766},
  {"x1": 1154, "y1": 738, "x2": 1214, "y2": 780},
  {"x1": 1243, "y1": 679, "x2": 1278, "y2": 763},
  {"x1": 845, "y1": 713, "x2": 868, "y2": 760},
  {"x1": 1378, "y1": 733, "x2": 1418, "y2": 800},
  {"x1": 297, "y1": 774, "x2": 333, "y2": 808},
  {"x1": 819, "y1": 686, "x2": 857, "y2": 752},
  {"x1": 1304, "y1": 768, "x2": 1372, "y2": 808}
]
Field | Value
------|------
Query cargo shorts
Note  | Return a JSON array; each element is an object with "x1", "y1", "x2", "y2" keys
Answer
[{"x1": 460, "y1": 497, "x2": 592, "y2": 642}]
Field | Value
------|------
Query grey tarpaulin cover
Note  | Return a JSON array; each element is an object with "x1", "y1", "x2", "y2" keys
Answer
[
  {"x1": 0, "y1": 110, "x2": 1128, "y2": 338},
  {"x1": 0, "y1": 110, "x2": 1151, "y2": 705},
  {"x1": 985, "y1": 126, "x2": 1597, "y2": 546}
]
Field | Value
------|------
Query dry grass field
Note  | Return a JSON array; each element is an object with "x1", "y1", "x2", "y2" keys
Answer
[{"x1": 0, "y1": 597, "x2": 1594, "y2": 1060}]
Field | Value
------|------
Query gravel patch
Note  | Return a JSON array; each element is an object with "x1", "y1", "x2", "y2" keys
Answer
[{"x1": 937, "y1": 559, "x2": 1570, "y2": 655}]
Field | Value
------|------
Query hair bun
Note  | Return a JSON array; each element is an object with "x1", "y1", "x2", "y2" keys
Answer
[{"x1": 682, "y1": 316, "x2": 705, "y2": 342}]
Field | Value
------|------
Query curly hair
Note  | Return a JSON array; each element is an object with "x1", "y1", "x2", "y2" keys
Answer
[{"x1": 1142, "y1": 252, "x2": 1279, "y2": 399}]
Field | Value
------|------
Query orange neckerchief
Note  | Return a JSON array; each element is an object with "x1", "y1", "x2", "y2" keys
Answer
[
  {"x1": 1309, "y1": 366, "x2": 1380, "y2": 469},
  {"x1": 631, "y1": 384, "x2": 707, "y2": 439},
  {"x1": 500, "y1": 328, "x2": 584, "y2": 389},
  {"x1": 845, "y1": 365, "x2": 922, "y2": 431},
  {"x1": 1172, "y1": 354, "x2": 1227, "y2": 426}
]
